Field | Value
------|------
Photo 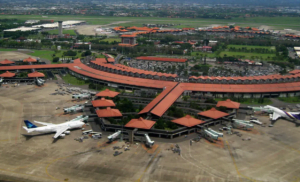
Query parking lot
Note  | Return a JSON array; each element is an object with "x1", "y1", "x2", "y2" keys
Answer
[{"x1": 0, "y1": 82, "x2": 300, "y2": 182}]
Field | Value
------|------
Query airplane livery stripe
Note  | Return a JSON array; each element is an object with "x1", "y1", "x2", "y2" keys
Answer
[{"x1": 284, "y1": 111, "x2": 295, "y2": 119}]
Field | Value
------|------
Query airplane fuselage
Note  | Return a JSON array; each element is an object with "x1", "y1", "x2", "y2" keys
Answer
[{"x1": 29, "y1": 121, "x2": 84, "y2": 133}]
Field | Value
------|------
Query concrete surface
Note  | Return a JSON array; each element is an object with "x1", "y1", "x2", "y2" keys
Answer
[{"x1": 0, "y1": 82, "x2": 300, "y2": 182}]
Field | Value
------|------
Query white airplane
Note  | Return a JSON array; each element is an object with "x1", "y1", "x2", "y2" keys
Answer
[
  {"x1": 23, "y1": 115, "x2": 88, "y2": 139},
  {"x1": 107, "y1": 130, "x2": 121, "y2": 142},
  {"x1": 250, "y1": 119, "x2": 262, "y2": 125},
  {"x1": 144, "y1": 134, "x2": 154, "y2": 148},
  {"x1": 260, "y1": 105, "x2": 300, "y2": 121}
]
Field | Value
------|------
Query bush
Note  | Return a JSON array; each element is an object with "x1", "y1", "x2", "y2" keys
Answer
[{"x1": 52, "y1": 57, "x2": 59, "y2": 63}]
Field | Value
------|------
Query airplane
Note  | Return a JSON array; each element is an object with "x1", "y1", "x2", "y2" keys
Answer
[
  {"x1": 250, "y1": 119, "x2": 262, "y2": 125},
  {"x1": 72, "y1": 93, "x2": 91, "y2": 100},
  {"x1": 0, "y1": 77, "x2": 3, "y2": 83},
  {"x1": 64, "y1": 105, "x2": 84, "y2": 113},
  {"x1": 107, "y1": 130, "x2": 121, "y2": 142},
  {"x1": 144, "y1": 134, "x2": 154, "y2": 147},
  {"x1": 252, "y1": 105, "x2": 300, "y2": 121},
  {"x1": 36, "y1": 78, "x2": 45, "y2": 86},
  {"x1": 22, "y1": 115, "x2": 89, "y2": 139}
]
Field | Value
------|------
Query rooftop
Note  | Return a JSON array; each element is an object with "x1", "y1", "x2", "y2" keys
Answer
[
  {"x1": 0, "y1": 59, "x2": 14, "y2": 65},
  {"x1": 172, "y1": 115, "x2": 205, "y2": 127},
  {"x1": 198, "y1": 108, "x2": 229, "y2": 119},
  {"x1": 91, "y1": 98, "x2": 116, "y2": 107},
  {"x1": 96, "y1": 89, "x2": 119, "y2": 98},
  {"x1": 96, "y1": 107, "x2": 122, "y2": 118},
  {"x1": 216, "y1": 99, "x2": 240, "y2": 109},
  {"x1": 0, "y1": 71, "x2": 15, "y2": 77},
  {"x1": 23, "y1": 57, "x2": 37, "y2": 62},
  {"x1": 125, "y1": 117, "x2": 156, "y2": 129},
  {"x1": 27, "y1": 71, "x2": 45, "y2": 78}
]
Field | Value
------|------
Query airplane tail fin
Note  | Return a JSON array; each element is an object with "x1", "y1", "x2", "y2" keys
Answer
[
  {"x1": 23, "y1": 126, "x2": 34, "y2": 133},
  {"x1": 24, "y1": 120, "x2": 37, "y2": 129}
]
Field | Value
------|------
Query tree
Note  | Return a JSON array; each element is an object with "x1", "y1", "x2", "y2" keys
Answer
[{"x1": 52, "y1": 57, "x2": 59, "y2": 63}]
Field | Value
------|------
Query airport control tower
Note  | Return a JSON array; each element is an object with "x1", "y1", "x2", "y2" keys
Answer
[{"x1": 58, "y1": 21, "x2": 63, "y2": 37}]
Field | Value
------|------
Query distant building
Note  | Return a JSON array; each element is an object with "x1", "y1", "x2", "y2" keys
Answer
[{"x1": 118, "y1": 34, "x2": 137, "y2": 47}]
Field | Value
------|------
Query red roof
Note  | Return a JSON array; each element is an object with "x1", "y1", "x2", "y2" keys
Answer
[
  {"x1": 27, "y1": 71, "x2": 45, "y2": 78},
  {"x1": 96, "y1": 107, "x2": 122, "y2": 118},
  {"x1": 118, "y1": 43, "x2": 137, "y2": 47},
  {"x1": 289, "y1": 70, "x2": 300, "y2": 75},
  {"x1": 139, "y1": 84, "x2": 177, "y2": 114},
  {"x1": 96, "y1": 89, "x2": 119, "y2": 98},
  {"x1": 0, "y1": 59, "x2": 14, "y2": 65},
  {"x1": 151, "y1": 85, "x2": 184, "y2": 117},
  {"x1": 198, "y1": 108, "x2": 229, "y2": 119},
  {"x1": 120, "y1": 34, "x2": 137, "y2": 38},
  {"x1": 136, "y1": 57, "x2": 188, "y2": 63},
  {"x1": 216, "y1": 99, "x2": 240, "y2": 109},
  {"x1": 23, "y1": 57, "x2": 37, "y2": 62},
  {"x1": 125, "y1": 117, "x2": 156, "y2": 129},
  {"x1": 92, "y1": 98, "x2": 116, "y2": 107},
  {"x1": 0, "y1": 71, "x2": 15, "y2": 77},
  {"x1": 172, "y1": 115, "x2": 205, "y2": 127}
]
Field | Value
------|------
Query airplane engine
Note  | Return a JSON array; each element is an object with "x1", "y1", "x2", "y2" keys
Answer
[
  {"x1": 64, "y1": 131, "x2": 70, "y2": 135},
  {"x1": 60, "y1": 134, "x2": 66, "y2": 138},
  {"x1": 64, "y1": 109, "x2": 68, "y2": 113}
]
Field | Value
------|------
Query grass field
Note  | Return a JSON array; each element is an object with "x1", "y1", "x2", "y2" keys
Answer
[
  {"x1": 0, "y1": 48, "x2": 18, "y2": 52},
  {"x1": 62, "y1": 74, "x2": 87, "y2": 85},
  {"x1": 1, "y1": 15, "x2": 300, "y2": 30},
  {"x1": 46, "y1": 29, "x2": 77, "y2": 36},
  {"x1": 27, "y1": 50, "x2": 55, "y2": 61},
  {"x1": 191, "y1": 52, "x2": 217, "y2": 58},
  {"x1": 278, "y1": 97, "x2": 300, "y2": 103},
  {"x1": 227, "y1": 45, "x2": 276, "y2": 51},
  {"x1": 220, "y1": 51, "x2": 276, "y2": 60},
  {"x1": 101, "y1": 37, "x2": 121, "y2": 43}
]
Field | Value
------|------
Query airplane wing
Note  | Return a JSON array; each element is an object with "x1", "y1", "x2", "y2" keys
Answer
[
  {"x1": 272, "y1": 112, "x2": 281, "y2": 121},
  {"x1": 34, "y1": 121, "x2": 54, "y2": 126},
  {"x1": 53, "y1": 126, "x2": 69, "y2": 139}
]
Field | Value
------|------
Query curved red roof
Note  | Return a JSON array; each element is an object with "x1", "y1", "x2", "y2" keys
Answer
[
  {"x1": 92, "y1": 98, "x2": 116, "y2": 107},
  {"x1": 172, "y1": 115, "x2": 205, "y2": 127},
  {"x1": 0, "y1": 59, "x2": 14, "y2": 65},
  {"x1": 125, "y1": 117, "x2": 156, "y2": 129},
  {"x1": 216, "y1": 99, "x2": 240, "y2": 109},
  {"x1": 0, "y1": 71, "x2": 15, "y2": 77},
  {"x1": 96, "y1": 89, "x2": 119, "y2": 98},
  {"x1": 198, "y1": 108, "x2": 229, "y2": 119},
  {"x1": 136, "y1": 57, "x2": 187, "y2": 63},
  {"x1": 23, "y1": 57, "x2": 37, "y2": 62},
  {"x1": 28, "y1": 71, "x2": 45, "y2": 77},
  {"x1": 96, "y1": 107, "x2": 122, "y2": 118}
]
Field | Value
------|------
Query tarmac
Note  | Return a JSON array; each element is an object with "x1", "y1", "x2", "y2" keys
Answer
[{"x1": 0, "y1": 82, "x2": 300, "y2": 182}]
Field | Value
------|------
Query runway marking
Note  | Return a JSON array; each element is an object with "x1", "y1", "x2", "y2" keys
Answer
[
  {"x1": 274, "y1": 139, "x2": 300, "y2": 155},
  {"x1": 135, "y1": 148, "x2": 161, "y2": 182},
  {"x1": 225, "y1": 140, "x2": 257, "y2": 182},
  {"x1": 45, "y1": 156, "x2": 70, "y2": 182}
]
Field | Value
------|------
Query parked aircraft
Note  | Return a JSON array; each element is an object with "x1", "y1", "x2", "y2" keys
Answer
[
  {"x1": 36, "y1": 78, "x2": 45, "y2": 86},
  {"x1": 107, "y1": 130, "x2": 121, "y2": 142},
  {"x1": 144, "y1": 134, "x2": 154, "y2": 147},
  {"x1": 64, "y1": 105, "x2": 84, "y2": 113},
  {"x1": 251, "y1": 105, "x2": 300, "y2": 121},
  {"x1": 250, "y1": 119, "x2": 262, "y2": 125},
  {"x1": 72, "y1": 93, "x2": 91, "y2": 99},
  {"x1": 22, "y1": 115, "x2": 88, "y2": 139}
]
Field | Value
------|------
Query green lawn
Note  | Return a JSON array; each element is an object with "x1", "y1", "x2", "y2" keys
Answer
[
  {"x1": 102, "y1": 37, "x2": 121, "y2": 43},
  {"x1": 46, "y1": 29, "x2": 77, "y2": 36},
  {"x1": 1, "y1": 15, "x2": 300, "y2": 30},
  {"x1": 227, "y1": 45, "x2": 275, "y2": 51},
  {"x1": 220, "y1": 51, "x2": 276, "y2": 60},
  {"x1": 62, "y1": 74, "x2": 88, "y2": 85},
  {"x1": 278, "y1": 97, "x2": 300, "y2": 103},
  {"x1": 27, "y1": 50, "x2": 55, "y2": 61},
  {"x1": 191, "y1": 52, "x2": 217, "y2": 58}
]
